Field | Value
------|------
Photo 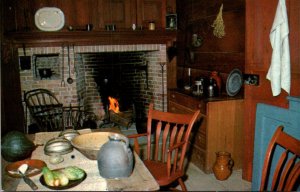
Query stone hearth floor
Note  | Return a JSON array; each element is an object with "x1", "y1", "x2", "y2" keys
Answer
[{"x1": 116, "y1": 124, "x2": 252, "y2": 191}]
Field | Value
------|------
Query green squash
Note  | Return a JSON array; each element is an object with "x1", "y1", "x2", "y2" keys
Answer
[{"x1": 1, "y1": 131, "x2": 35, "y2": 162}]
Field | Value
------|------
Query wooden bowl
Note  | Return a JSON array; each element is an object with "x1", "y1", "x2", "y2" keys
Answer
[
  {"x1": 5, "y1": 159, "x2": 46, "y2": 178},
  {"x1": 71, "y1": 132, "x2": 112, "y2": 160}
]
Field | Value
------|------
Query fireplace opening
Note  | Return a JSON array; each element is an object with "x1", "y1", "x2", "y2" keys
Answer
[
  {"x1": 108, "y1": 96, "x2": 135, "y2": 129},
  {"x1": 82, "y1": 51, "x2": 152, "y2": 130}
]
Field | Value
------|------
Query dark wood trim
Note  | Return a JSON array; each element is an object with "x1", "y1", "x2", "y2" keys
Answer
[
  {"x1": 1, "y1": 44, "x2": 25, "y2": 136},
  {"x1": 3, "y1": 30, "x2": 177, "y2": 47}
]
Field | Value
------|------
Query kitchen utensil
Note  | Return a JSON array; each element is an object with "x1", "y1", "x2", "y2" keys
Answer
[
  {"x1": 67, "y1": 25, "x2": 74, "y2": 31},
  {"x1": 5, "y1": 159, "x2": 46, "y2": 178},
  {"x1": 34, "y1": 7, "x2": 65, "y2": 31},
  {"x1": 193, "y1": 80, "x2": 203, "y2": 96},
  {"x1": 44, "y1": 137, "x2": 73, "y2": 155},
  {"x1": 210, "y1": 71, "x2": 222, "y2": 94},
  {"x1": 72, "y1": 44, "x2": 77, "y2": 78},
  {"x1": 71, "y1": 132, "x2": 112, "y2": 160},
  {"x1": 61, "y1": 45, "x2": 65, "y2": 86},
  {"x1": 213, "y1": 151, "x2": 233, "y2": 180},
  {"x1": 59, "y1": 128, "x2": 80, "y2": 141},
  {"x1": 86, "y1": 24, "x2": 93, "y2": 31},
  {"x1": 19, "y1": 44, "x2": 31, "y2": 70},
  {"x1": 207, "y1": 77, "x2": 218, "y2": 97},
  {"x1": 39, "y1": 167, "x2": 86, "y2": 190},
  {"x1": 97, "y1": 133, "x2": 133, "y2": 178},
  {"x1": 226, "y1": 68, "x2": 243, "y2": 96},
  {"x1": 33, "y1": 53, "x2": 59, "y2": 79},
  {"x1": 148, "y1": 21, "x2": 155, "y2": 30},
  {"x1": 67, "y1": 45, "x2": 73, "y2": 84},
  {"x1": 38, "y1": 68, "x2": 53, "y2": 79},
  {"x1": 18, "y1": 164, "x2": 38, "y2": 190},
  {"x1": 49, "y1": 154, "x2": 64, "y2": 164}
]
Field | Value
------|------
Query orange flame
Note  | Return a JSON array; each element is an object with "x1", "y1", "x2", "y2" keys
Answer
[{"x1": 108, "y1": 96, "x2": 120, "y2": 113}]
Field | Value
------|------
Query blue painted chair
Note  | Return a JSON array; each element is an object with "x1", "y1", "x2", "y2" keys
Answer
[{"x1": 260, "y1": 126, "x2": 300, "y2": 191}]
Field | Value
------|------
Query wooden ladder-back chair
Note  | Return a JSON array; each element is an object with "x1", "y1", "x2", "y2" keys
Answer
[
  {"x1": 128, "y1": 103, "x2": 200, "y2": 191},
  {"x1": 260, "y1": 126, "x2": 300, "y2": 191},
  {"x1": 63, "y1": 105, "x2": 97, "y2": 129},
  {"x1": 24, "y1": 89, "x2": 64, "y2": 132}
]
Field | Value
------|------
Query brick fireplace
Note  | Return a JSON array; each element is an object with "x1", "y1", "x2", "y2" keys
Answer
[{"x1": 19, "y1": 44, "x2": 167, "y2": 128}]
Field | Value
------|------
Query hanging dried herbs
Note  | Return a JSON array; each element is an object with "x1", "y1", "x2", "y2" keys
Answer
[{"x1": 211, "y1": 4, "x2": 225, "y2": 38}]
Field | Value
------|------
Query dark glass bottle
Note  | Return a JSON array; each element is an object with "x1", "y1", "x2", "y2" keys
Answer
[{"x1": 207, "y1": 78, "x2": 218, "y2": 97}]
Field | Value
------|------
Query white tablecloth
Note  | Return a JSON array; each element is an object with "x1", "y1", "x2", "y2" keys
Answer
[
  {"x1": 16, "y1": 129, "x2": 108, "y2": 191},
  {"x1": 16, "y1": 129, "x2": 159, "y2": 191}
]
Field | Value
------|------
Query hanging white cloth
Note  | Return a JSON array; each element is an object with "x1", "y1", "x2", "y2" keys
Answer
[{"x1": 266, "y1": 0, "x2": 291, "y2": 96}]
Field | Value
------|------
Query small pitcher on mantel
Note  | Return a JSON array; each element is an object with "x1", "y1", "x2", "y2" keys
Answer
[{"x1": 212, "y1": 151, "x2": 234, "y2": 180}]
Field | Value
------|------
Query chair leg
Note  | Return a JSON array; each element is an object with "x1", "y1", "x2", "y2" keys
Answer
[{"x1": 178, "y1": 178, "x2": 187, "y2": 191}]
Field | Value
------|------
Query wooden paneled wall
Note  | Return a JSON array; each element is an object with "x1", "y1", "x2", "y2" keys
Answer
[
  {"x1": 176, "y1": 0, "x2": 245, "y2": 78},
  {"x1": 243, "y1": 0, "x2": 300, "y2": 181}
]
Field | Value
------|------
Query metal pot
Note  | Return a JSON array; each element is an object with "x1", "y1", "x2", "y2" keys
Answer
[
  {"x1": 44, "y1": 137, "x2": 73, "y2": 155},
  {"x1": 59, "y1": 129, "x2": 80, "y2": 141}
]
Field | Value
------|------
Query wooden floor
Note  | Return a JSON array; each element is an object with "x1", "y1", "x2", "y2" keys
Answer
[
  {"x1": 176, "y1": 163, "x2": 251, "y2": 191},
  {"x1": 120, "y1": 125, "x2": 252, "y2": 191}
]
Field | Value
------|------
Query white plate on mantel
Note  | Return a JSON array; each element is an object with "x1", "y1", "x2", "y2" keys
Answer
[{"x1": 34, "y1": 7, "x2": 65, "y2": 31}]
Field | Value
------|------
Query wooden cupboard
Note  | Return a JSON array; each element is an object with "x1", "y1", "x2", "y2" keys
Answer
[
  {"x1": 136, "y1": 0, "x2": 167, "y2": 29},
  {"x1": 168, "y1": 89, "x2": 244, "y2": 173},
  {"x1": 2, "y1": 0, "x2": 175, "y2": 32},
  {"x1": 99, "y1": 0, "x2": 136, "y2": 29}
]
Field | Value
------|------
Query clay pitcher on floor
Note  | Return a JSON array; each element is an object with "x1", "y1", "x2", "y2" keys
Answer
[{"x1": 212, "y1": 151, "x2": 234, "y2": 180}]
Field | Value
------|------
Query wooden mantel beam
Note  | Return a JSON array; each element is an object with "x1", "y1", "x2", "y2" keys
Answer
[{"x1": 3, "y1": 30, "x2": 177, "y2": 47}]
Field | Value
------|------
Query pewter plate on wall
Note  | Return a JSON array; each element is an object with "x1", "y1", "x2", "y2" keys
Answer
[
  {"x1": 226, "y1": 69, "x2": 243, "y2": 96},
  {"x1": 34, "y1": 7, "x2": 65, "y2": 31}
]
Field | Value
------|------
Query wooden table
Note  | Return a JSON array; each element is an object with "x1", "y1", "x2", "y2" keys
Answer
[{"x1": 1, "y1": 128, "x2": 159, "y2": 191}]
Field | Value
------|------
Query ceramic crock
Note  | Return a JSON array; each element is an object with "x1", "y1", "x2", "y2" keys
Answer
[{"x1": 97, "y1": 133, "x2": 133, "y2": 178}]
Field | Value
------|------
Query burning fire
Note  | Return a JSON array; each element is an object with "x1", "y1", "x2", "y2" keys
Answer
[{"x1": 108, "y1": 96, "x2": 120, "y2": 113}]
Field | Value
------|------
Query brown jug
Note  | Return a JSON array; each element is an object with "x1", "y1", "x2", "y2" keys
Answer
[{"x1": 212, "y1": 151, "x2": 234, "y2": 180}]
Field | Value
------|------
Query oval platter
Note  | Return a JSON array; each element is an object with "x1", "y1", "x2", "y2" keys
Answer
[
  {"x1": 226, "y1": 68, "x2": 243, "y2": 96},
  {"x1": 34, "y1": 7, "x2": 65, "y2": 31}
]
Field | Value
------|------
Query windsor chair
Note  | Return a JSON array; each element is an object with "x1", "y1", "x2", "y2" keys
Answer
[{"x1": 128, "y1": 103, "x2": 200, "y2": 191}]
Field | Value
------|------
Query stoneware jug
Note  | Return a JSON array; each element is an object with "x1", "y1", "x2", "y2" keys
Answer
[
  {"x1": 97, "y1": 133, "x2": 133, "y2": 178},
  {"x1": 212, "y1": 151, "x2": 233, "y2": 180}
]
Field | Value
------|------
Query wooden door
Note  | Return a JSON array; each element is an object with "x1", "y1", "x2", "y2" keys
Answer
[
  {"x1": 136, "y1": 0, "x2": 166, "y2": 29},
  {"x1": 58, "y1": 0, "x2": 93, "y2": 29},
  {"x1": 244, "y1": 0, "x2": 300, "y2": 181},
  {"x1": 99, "y1": 0, "x2": 135, "y2": 29}
]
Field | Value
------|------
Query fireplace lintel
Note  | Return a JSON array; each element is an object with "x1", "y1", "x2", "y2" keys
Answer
[{"x1": 4, "y1": 30, "x2": 176, "y2": 47}]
